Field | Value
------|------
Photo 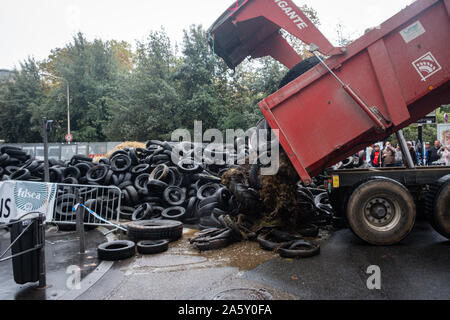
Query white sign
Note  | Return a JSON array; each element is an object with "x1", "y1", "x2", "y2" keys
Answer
[
  {"x1": 0, "y1": 181, "x2": 57, "y2": 224},
  {"x1": 400, "y1": 21, "x2": 425, "y2": 43},
  {"x1": 438, "y1": 124, "x2": 450, "y2": 148}
]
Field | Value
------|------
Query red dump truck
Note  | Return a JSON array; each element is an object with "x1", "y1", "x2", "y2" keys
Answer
[{"x1": 209, "y1": 0, "x2": 450, "y2": 245}]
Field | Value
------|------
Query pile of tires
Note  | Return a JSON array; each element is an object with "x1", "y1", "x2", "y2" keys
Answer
[
  {"x1": 0, "y1": 141, "x2": 240, "y2": 229},
  {"x1": 98, "y1": 220, "x2": 183, "y2": 261},
  {"x1": 0, "y1": 146, "x2": 41, "y2": 181}
]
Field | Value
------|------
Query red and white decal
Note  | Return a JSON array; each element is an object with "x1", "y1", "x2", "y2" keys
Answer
[{"x1": 412, "y1": 52, "x2": 442, "y2": 82}]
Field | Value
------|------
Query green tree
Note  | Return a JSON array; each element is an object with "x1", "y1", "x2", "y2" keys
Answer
[
  {"x1": 104, "y1": 29, "x2": 180, "y2": 141},
  {"x1": 40, "y1": 33, "x2": 124, "y2": 142},
  {"x1": 0, "y1": 58, "x2": 45, "y2": 143}
]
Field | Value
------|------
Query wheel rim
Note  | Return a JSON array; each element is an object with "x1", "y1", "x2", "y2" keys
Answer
[{"x1": 363, "y1": 196, "x2": 401, "y2": 232}]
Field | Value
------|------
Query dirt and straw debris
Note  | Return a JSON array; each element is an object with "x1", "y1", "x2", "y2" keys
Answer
[{"x1": 222, "y1": 150, "x2": 316, "y2": 233}]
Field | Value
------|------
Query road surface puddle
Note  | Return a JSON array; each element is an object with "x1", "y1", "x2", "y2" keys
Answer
[{"x1": 123, "y1": 228, "x2": 278, "y2": 274}]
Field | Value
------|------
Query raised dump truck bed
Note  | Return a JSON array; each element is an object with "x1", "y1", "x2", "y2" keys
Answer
[{"x1": 210, "y1": 0, "x2": 450, "y2": 245}]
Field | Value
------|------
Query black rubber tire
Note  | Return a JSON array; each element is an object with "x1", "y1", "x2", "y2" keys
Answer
[
  {"x1": 124, "y1": 185, "x2": 139, "y2": 205},
  {"x1": 214, "y1": 187, "x2": 232, "y2": 208},
  {"x1": 162, "y1": 206, "x2": 186, "y2": 221},
  {"x1": 110, "y1": 154, "x2": 132, "y2": 172},
  {"x1": 426, "y1": 175, "x2": 450, "y2": 240},
  {"x1": 49, "y1": 167, "x2": 63, "y2": 183},
  {"x1": 74, "y1": 162, "x2": 92, "y2": 177},
  {"x1": 346, "y1": 177, "x2": 416, "y2": 246},
  {"x1": 132, "y1": 203, "x2": 153, "y2": 221},
  {"x1": 1, "y1": 145, "x2": 23, "y2": 154},
  {"x1": 23, "y1": 160, "x2": 40, "y2": 172},
  {"x1": 110, "y1": 150, "x2": 128, "y2": 159},
  {"x1": 185, "y1": 197, "x2": 198, "y2": 219},
  {"x1": 163, "y1": 186, "x2": 186, "y2": 206},
  {"x1": 193, "y1": 238, "x2": 230, "y2": 251},
  {"x1": 199, "y1": 215, "x2": 223, "y2": 229},
  {"x1": 256, "y1": 231, "x2": 297, "y2": 252},
  {"x1": 198, "y1": 202, "x2": 219, "y2": 218},
  {"x1": 197, "y1": 183, "x2": 221, "y2": 201},
  {"x1": 147, "y1": 179, "x2": 168, "y2": 194},
  {"x1": 134, "y1": 173, "x2": 150, "y2": 191},
  {"x1": 278, "y1": 240, "x2": 321, "y2": 259},
  {"x1": 120, "y1": 206, "x2": 135, "y2": 220},
  {"x1": 149, "y1": 206, "x2": 165, "y2": 220},
  {"x1": 198, "y1": 196, "x2": 220, "y2": 209},
  {"x1": 297, "y1": 225, "x2": 319, "y2": 238},
  {"x1": 97, "y1": 240, "x2": 135, "y2": 261},
  {"x1": 63, "y1": 166, "x2": 81, "y2": 180},
  {"x1": 166, "y1": 167, "x2": 183, "y2": 187},
  {"x1": 5, "y1": 166, "x2": 20, "y2": 175},
  {"x1": 279, "y1": 56, "x2": 320, "y2": 89},
  {"x1": 128, "y1": 148, "x2": 139, "y2": 165},
  {"x1": 177, "y1": 159, "x2": 203, "y2": 174},
  {"x1": 10, "y1": 168, "x2": 31, "y2": 180},
  {"x1": 149, "y1": 164, "x2": 170, "y2": 181},
  {"x1": 136, "y1": 240, "x2": 169, "y2": 255},
  {"x1": 71, "y1": 154, "x2": 93, "y2": 164},
  {"x1": 86, "y1": 165, "x2": 108, "y2": 184},
  {"x1": 131, "y1": 164, "x2": 150, "y2": 175},
  {"x1": 126, "y1": 220, "x2": 183, "y2": 241},
  {"x1": 118, "y1": 180, "x2": 133, "y2": 189},
  {"x1": 98, "y1": 157, "x2": 110, "y2": 165},
  {"x1": 190, "y1": 228, "x2": 232, "y2": 250},
  {"x1": 249, "y1": 163, "x2": 263, "y2": 190},
  {"x1": 62, "y1": 177, "x2": 78, "y2": 184}
]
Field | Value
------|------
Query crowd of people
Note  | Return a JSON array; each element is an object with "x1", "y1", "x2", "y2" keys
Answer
[{"x1": 365, "y1": 140, "x2": 449, "y2": 168}]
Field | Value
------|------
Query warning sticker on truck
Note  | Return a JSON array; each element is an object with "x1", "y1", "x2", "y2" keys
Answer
[
  {"x1": 412, "y1": 52, "x2": 442, "y2": 82},
  {"x1": 400, "y1": 21, "x2": 425, "y2": 43}
]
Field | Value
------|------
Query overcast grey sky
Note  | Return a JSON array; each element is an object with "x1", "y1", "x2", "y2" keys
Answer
[{"x1": 0, "y1": 0, "x2": 415, "y2": 69}]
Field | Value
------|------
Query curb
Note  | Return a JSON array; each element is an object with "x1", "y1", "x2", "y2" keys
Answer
[{"x1": 58, "y1": 227, "x2": 118, "y2": 300}]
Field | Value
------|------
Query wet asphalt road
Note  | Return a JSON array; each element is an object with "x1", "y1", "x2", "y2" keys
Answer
[
  {"x1": 0, "y1": 227, "x2": 105, "y2": 300},
  {"x1": 243, "y1": 221, "x2": 450, "y2": 300},
  {"x1": 78, "y1": 221, "x2": 450, "y2": 300}
]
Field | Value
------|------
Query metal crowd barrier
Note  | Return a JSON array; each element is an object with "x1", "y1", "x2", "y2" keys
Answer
[{"x1": 52, "y1": 183, "x2": 122, "y2": 229}]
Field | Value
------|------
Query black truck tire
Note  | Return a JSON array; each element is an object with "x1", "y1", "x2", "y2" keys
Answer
[
  {"x1": 346, "y1": 177, "x2": 416, "y2": 246},
  {"x1": 426, "y1": 175, "x2": 450, "y2": 240},
  {"x1": 161, "y1": 207, "x2": 186, "y2": 221},
  {"x1": 249, "y1": 163, "x2": 263, "y2": 190},
  {"x1": 126, "y1": 220, "x2": 183, "y2": 242},
  {"x1": 97, "y1": 240, "x2": 135, "y2": 261},
  {"x1": 279, "y1": 56, "x2": 320, "y2": 89},
  {"x1": 137, "y1": 240, "x2": 169, "y2": 255},
  {"x1": 278, "y1": 240, "x2": 320, "y2": 259}
]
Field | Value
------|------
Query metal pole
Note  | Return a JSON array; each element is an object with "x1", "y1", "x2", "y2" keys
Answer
[
  {"x1": 396, "y1": 130, "x2": 415, "y2": 169},
  {"x1": 38, "y1": 214, "x2": 46, "y2": 288},
  {"x1": 66, "y1": 82, "x2": 71, "y2": 145},
  {"x1": 418, "y1": 124, "x2": 424, "y2": 165},
  {"x1": 42, "y1": 118, "x2": 50, "y2": 183},
  {"x1": 75, "y1": 189, "x2": 85, "y2": 254}
]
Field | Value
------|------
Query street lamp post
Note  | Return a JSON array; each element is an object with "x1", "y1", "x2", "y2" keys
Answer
[{"x1": 41, "y1": 73, "x2": 71, "y2": 143}]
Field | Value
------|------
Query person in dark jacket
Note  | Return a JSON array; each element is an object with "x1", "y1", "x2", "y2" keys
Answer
[
  {"x1": 407, "y1": 142, "x2": 417, "y2": 165},
  {"x1": 371, "y1": 144, "x2": 382, "y2": 167},
  {"x1": 427, "y1": 140, "x2": 443, "y2": 165}
]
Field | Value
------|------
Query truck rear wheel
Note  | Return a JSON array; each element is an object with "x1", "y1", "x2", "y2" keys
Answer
[
  {"x1": 346, "y1": 177, "x2": 416, "y2": 245},
  {"x1": 426, "y1": 175, "x2": 450, "y2": 240}
]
